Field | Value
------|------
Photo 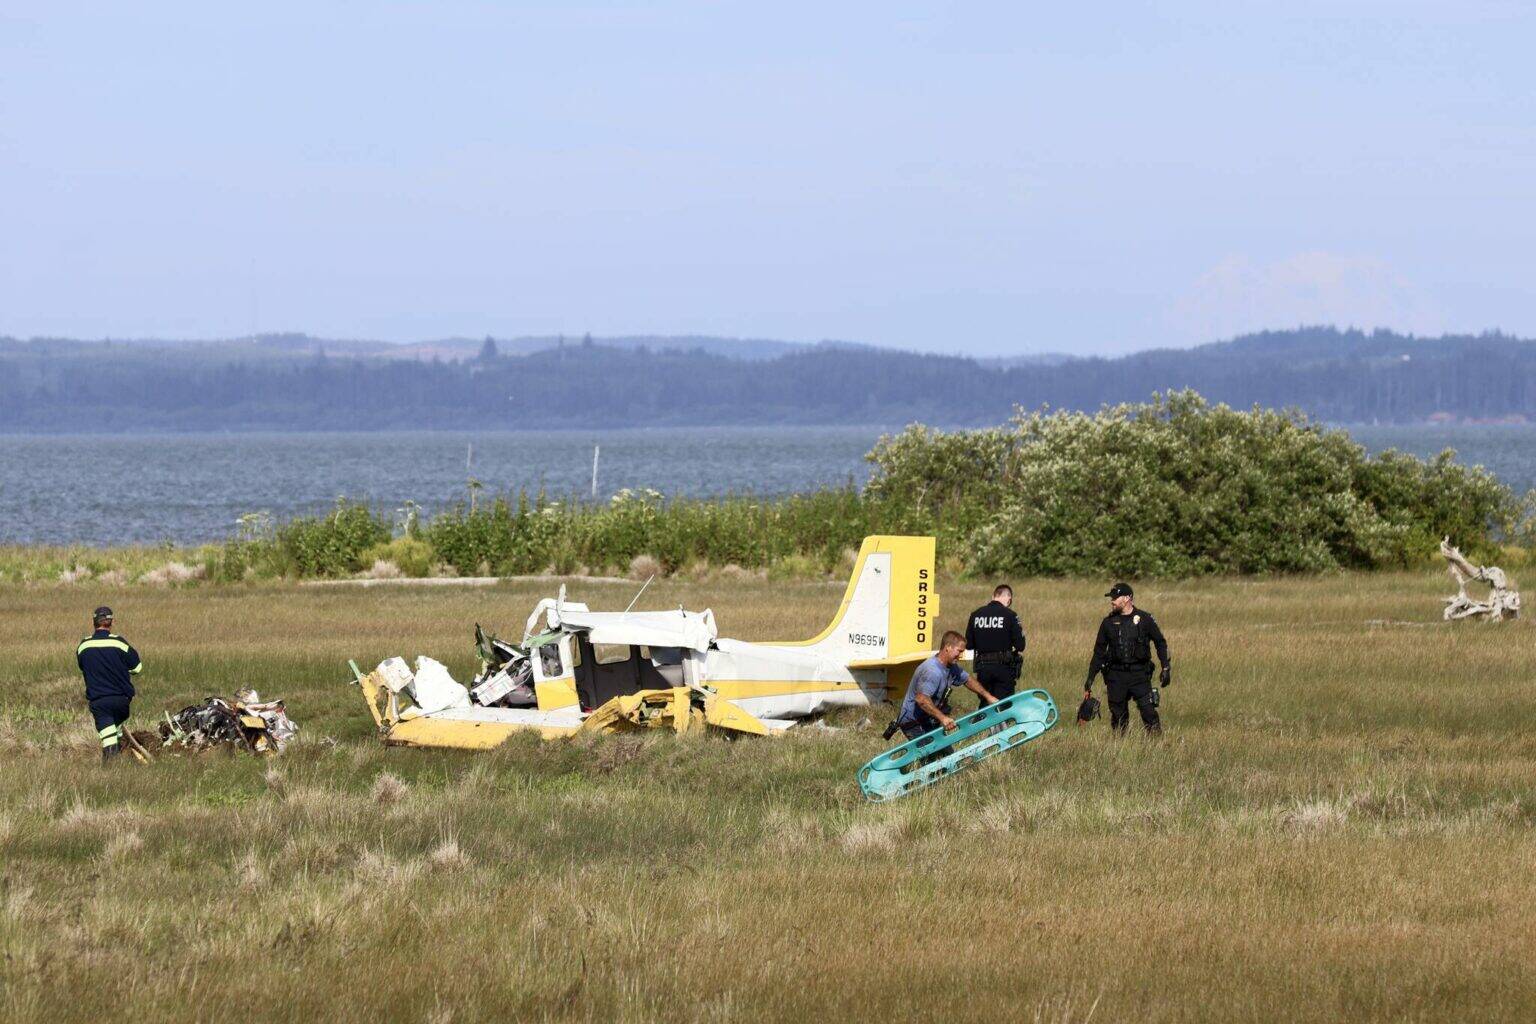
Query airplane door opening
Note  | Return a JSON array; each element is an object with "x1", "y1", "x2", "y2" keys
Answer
[{"x1": 573, "y1": 636, "x2": 675, "y2": 710}]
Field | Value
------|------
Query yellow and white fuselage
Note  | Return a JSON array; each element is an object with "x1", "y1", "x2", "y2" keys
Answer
[{"x1": 357, "y1": 535, "x2": 940, "y2": 747}]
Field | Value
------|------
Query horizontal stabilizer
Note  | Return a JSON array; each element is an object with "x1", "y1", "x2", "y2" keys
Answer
[{"x1": 845, "y1": 651, "x2": 935, "y2": 670}]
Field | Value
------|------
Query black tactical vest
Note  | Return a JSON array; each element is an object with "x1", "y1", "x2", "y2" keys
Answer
[{"x1": 1105, "y1": 613, "x2": 1152, "y2": 670}]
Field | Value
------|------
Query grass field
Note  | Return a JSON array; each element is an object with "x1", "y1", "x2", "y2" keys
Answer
[{"x1": 2, "y1": 572, "x2": 1533, "y2": 1023}]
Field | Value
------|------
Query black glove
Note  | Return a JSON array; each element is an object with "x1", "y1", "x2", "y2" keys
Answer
[{"x1": 1159, "y1": 665, "x2": 1171, "y2": 687}]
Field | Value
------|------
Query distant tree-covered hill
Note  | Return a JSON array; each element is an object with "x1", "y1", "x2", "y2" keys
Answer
[{"x1": 2, "y1": 327, "x2": 1533, "y2": 431}]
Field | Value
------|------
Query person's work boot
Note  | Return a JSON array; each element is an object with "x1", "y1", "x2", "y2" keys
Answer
[{"x1": 101, "y1": 742, "x2": 122, "y2": 762}]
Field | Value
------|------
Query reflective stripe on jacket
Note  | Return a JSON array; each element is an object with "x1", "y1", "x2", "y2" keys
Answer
[{"x1": 76, "y1": 630, "x2": 143, "y2": 700}]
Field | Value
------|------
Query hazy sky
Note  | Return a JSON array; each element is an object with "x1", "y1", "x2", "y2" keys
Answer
[{"x1": 3, "y1": 2, "x2": 1532, "y2": 355}]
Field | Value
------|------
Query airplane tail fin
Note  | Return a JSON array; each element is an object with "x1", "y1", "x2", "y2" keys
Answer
[{"x1": 795, "y1": 535, "x2": 938, "y2": 663}]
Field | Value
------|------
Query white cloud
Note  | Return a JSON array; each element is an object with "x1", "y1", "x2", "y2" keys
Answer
[{"x1": 1173, "y1": 251, "x2": 1446, "y2": 344}]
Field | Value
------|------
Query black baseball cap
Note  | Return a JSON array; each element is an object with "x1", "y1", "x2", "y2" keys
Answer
[
  {"x1": 1104, "y1": 583, "x2": 1133, "y2": 599},
  {"x1": 93, "y1": 606, "x2": 114, "y2": 620}
]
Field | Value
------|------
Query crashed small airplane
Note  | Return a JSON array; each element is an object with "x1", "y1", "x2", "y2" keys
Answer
[{"x1": 353, "y1": 535, "x2": 940, "y2": 748}]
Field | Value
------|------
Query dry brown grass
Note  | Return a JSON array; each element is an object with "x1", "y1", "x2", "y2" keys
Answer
[{"x1": 0, "y1": 572, "x2": 1533, "y2": 1022}]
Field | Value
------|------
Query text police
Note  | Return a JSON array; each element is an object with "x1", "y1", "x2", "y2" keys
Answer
[{"x1": 965, "y1": 583, "x2": 1026, "y2": 702}]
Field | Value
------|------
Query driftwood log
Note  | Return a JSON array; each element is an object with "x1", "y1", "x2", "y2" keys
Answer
[{"x1": 1440, "y1": 537, "x2": 1519, "y2": 621}]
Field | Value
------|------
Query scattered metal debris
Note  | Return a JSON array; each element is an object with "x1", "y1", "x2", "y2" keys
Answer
[
  {"x1": 1441, "y1": 537, "x2": 1520, "y2": 621},
  {"x1": 159, "y1": 690, "x2": 299, "y2": 755},
  {"x1": 471, "y1": 624, "x2": 536, "y2": 708}
]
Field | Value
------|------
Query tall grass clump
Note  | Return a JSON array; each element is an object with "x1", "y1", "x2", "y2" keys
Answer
[
  {"x1": 207, "y1": 501, "x2": 391, "y2": 581},
  {"x1": 0, "y1": 543, "x2": 216, "y2": 585},
  {"x1": 278, "y1": 500, "x2": 392, "y2": 577},
  {"x1": 425, "y1": 487, "x2": 880, "y2": 577}
]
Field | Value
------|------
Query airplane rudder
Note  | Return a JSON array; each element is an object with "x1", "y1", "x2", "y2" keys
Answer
[
  {"x1": 809, "y1": 535, "x2": 937, "y2": 657},
  {"x1": 882, "y1": 535, "x2": 937, "y2": 657}
]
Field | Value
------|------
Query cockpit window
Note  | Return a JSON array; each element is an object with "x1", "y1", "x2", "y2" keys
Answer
[
  {"x1": 592, "y1": 643, "x2": 632, "y2": 666},
  {"x1": 645, "y1": 646, "x2": 683, "y2": 665}
]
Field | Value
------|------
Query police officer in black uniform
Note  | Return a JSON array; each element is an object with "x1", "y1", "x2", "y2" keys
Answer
[
  {"x1": 75, "y1": 606, "x2": 143, "y2": 761},
  {"x1": 1083, "y1": 583, "x2": 1169, "y2": 735},
  {"x1": 966, "y1": 584, "x2": 1026, "y2": 703}
]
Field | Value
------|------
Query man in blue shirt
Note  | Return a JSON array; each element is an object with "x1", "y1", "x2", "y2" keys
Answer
[
  {"x1": 75, "y1": 606, "x2": 143, "y2": 762},
  {"x1": 895, "y1": 629, "x2": 999, "y2": 741}
]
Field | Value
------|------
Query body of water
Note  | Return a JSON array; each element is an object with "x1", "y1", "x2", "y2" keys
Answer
[
  {"x1": 0, "y1": 427, "x2": 889, "y2": 546},
  {"x1": 2, "y1": 424, "x2": 1531, "y2": 546}
]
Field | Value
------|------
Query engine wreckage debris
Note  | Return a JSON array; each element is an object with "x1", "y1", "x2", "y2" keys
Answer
[
  {"x1": 1441, "y1": 537, "x2": 1520, "y2": 621},
  {"x1": 159, "y1": 689, "x2": 299, "y2": 755}
]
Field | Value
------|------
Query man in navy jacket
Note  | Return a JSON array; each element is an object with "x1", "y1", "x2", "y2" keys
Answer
[{"x1": 76, "y1": 606, "x2": 143, "y2": 761}]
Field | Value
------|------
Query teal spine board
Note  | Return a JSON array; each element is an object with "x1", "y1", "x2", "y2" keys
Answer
[{"x1": 859, "y1": 689, "x2": 1059, "y2": 802}]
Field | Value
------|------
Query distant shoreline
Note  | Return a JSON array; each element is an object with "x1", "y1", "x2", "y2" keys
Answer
[{"x1": 9, "y1": 329, "x2": 1536, "y2": 431}]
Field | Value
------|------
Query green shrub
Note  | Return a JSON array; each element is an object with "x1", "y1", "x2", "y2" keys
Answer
[
  {"x1": 767, "y1": 553, "x2": 823, "y2": 581},
  {"x1": 274, "y1": 500, "x2": 391, "y2": 578},
  {"x1": 1353, "y1": 449, "x2": 1515, "y2": 565},
  {"x1": 363, "y1": 536, "x2": 435, "y2": 578},
  {"x1": 582, "y1": 489, "x2": 666, "y2": 572},
  {"x1": 866, "y1": 390, "x2": 1517, "y2": 577},
  {"x1": 426, "y1": 497, "x2": 516, "y2": 576},
  {"x1": 864, "y1": 425, "x2": 1012, "y2": 546}
]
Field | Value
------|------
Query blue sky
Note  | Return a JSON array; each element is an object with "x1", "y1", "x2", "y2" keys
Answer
[{"x1": 2, "y1": 2, "x2": 1532, "y2": 355}]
